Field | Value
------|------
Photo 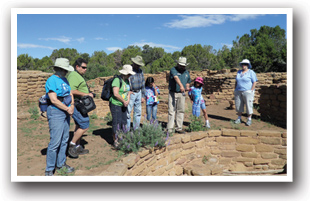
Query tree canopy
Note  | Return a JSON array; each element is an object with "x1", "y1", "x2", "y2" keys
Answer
[{"x1": 17, "y1": 25, "x2": 287, "y2": 80}]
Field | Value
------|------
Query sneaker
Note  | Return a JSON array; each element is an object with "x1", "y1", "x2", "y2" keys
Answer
[
  {"x1": 68, "y1": 144, "x2": 79, "y2": 158},
  {"x1": 56, "y1": 163, "x2": 75, "y2": 173},
  {"x1": 205, "y1": 122, "x2": 211, "y2": 129},
  {"x1": 175, "y1": 129, "x2": 186, "y2": 134},
  {"x1": 246, "y1": 119, "x2": 252, "y2": 126},
  {"x1": 45, "y1": 170, "x2": 54, "y2": 176},
  {"x1": 76, "y1": 145, "x2": 89, "y2": 155},
  {"x1": 234, "y1": 119, "x2": 241, "y2": 124}
]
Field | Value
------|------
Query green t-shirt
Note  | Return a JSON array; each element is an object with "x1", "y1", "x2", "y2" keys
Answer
[
  {"x1": 168, "y1": 66, "x2": 191, "y2": 92},
  {"x1": 109, "y1": 78, "x2": 130, "y2": 106},
  {"x1": 67, "y1": 71, "x2": 89, "y2": 98}
]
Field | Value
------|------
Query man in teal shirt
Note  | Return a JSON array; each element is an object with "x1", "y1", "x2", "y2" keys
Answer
[
  {"x1": 67, "y1": 58, "x2": 93, "y2": 158},
  {"x1": 167, "y1": 57, "x2": 191, "y2": 134}
]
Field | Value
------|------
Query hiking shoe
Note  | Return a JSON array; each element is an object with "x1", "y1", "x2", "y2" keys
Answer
[
  {"x1": 206, "y1": 122, "x2": 211, "y2": 129},
  {"x1": 45, "y1": 170, "x2": 54, "y2": 176},
  {"x1": 175, "y1": 129, "x2": 186, "y2": 134},
  {"x1": 68, "y1": 144, "x2": 79, "y2": 158},
  {"x1": 56, "y1": 163, "x2": 75, "y2": 173},
  {"x1": 246, "y1": 119, "x2": 252, "y2": 126},
  {"x1": 76, "y1": 145, "x2": 89, "y2": 155},
  {"x1": 234, "y1": 119, "x2": 241, "y2": 124}
]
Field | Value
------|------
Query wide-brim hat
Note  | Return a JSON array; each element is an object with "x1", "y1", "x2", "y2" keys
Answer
[
  {"x1": 194, "y1": 77, "x2": 204, "y2": 85},
  {"x1": 119, "y1": 64, "x2": 136, "y2": 75},
  {"x1": 176, "y1": 56, "x2": 189, "y2": 66},
  {"x1": 239, "y1": 59, "x2": 252, "y2": 69},
  {"x1": 131, "y1": 55, "x2": 145, "y2": 66},
  {"x1": 50, "y1": 58, "x2": 74, "y2": 71}
]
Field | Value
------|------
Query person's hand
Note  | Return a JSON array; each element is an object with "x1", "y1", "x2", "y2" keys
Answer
[
  {"x1": 141, "y1": 98, "x2": 145, "y2": 103},
  {"x1": 152, "y1": 83, "x2": 157, "y2": 88},
  {"x1": 180, "y1": 85, "x2": 185, "y2": 93},
  {"x1": 66, "y1": 105, "x2": 74, "y2": 116},
  {"x1": 88, "y1": 93, "x2": 94, "y2": 98}
]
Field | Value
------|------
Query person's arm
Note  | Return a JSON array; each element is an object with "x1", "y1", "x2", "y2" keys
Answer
[
  {"x1": 141, "y1": 72, "x2": 146, "y2": 103},
  {"x1": 251, "y1": 82, "x2": 257, "y2": 91},
  {"x1": 112, "y1": 87, "x2": 128, "y2": 107},
  {"x1": 173, "y1": 76, "x2": 185, "y2": 92},
  {"x1": 71, "y1": 90, "x2": 94, "y2": 98},
  {"x1": 48, "y1": 92, "x2": 74, "y2": 115},
  {"x1": 153, "y1": 83, "x2": 159, "y2": 96}
]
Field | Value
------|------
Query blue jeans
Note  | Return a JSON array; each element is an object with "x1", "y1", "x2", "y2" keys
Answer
[
  {"x1": 146, "y1": 104, "x2": 158, "y2": 122},
  {"x1": 127, "y1": 91, "x2": 142, "y2": 129},
  {"x1": 45, "y1": 106, "x2": 70, "y2": 171}
]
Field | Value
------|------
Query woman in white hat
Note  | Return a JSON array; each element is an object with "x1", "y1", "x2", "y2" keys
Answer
[
  {"x1": 234, "y1": 59, "x2": 258, "y2": 126},
  {"x1": 109, "y1": 64, "x2": 136, "y2": 147},
  {"x1": 44, "y1": 58, "x2": 75, "y2": 176}
]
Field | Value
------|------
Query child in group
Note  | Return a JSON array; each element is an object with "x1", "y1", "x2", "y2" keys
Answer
[
  {"x1": 145, "y1": 77, "x2": 160, "y2": 122},
  {"x1": 188, "y1": 77, "x2": 211, "y2": 128}
]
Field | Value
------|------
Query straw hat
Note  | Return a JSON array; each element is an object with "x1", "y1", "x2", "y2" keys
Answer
[
  {"x1": 50, "y1": 58, "x2": 74, "y2": 71},
  {"x1": 239, "y1": 59, "x2": 252, "y2": 69},
  {"x1": 131, "y1": 55, "x2": 145, "y2": 66},
  {"x1": 119, "y1": 64, "x2": 136, "y2": 75},
  {"x1": 176, "y1": 57, "x2": 189, "y2": 66}
]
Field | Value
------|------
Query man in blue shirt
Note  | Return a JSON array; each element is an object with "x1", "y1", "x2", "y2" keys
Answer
[
  {"x1": 127, "y1": 55, "x2": 146, "y2": 129},
  {"x1": 167, "y1": 57, "x2": 191, "y2": 134}
]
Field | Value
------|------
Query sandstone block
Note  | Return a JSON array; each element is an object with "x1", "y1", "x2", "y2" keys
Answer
[
  {"x1": 282, "y1": 132, "x2": 287, "y2": 138},
  {"x1": 174, "y1": 165, "x2": 184, "y2": 176},
  {"x1": 169, "y1": 136, "x2": 182, "y2": 145},
  {"x1": 153, "y1": 167, "x2": 166, "y2": 176},
  {"x1": 278, "y1": 94, "x2": 286, "y2": 102},
  {"x1": 260, "y1": 137, "x2": 281, "y2": 145},
  {"x1": 195, "y1": 140, "x2": 205, "y2": 148},
  {"x1": 216, "y1": 137, "x2": 236, "y2": 144},
  {"x1": 191, "y1": 131, "x2": 208, "y2": 141},
  {"x1": 221, "y1": 151, "x2": 241, "y2": 158},
  {"x1": 219, "y1": 158, "x2": 232, "y2": 165},
  {"x1": 261, "y1": 153, "x2": 278, "y2": 159},
  {"x1": 219, "y1": 145, "x2": 236, "y2": 150},
  {"x1": 168, "y1": 151, "x2": 182, "y2": 163},
  {"x1": 237, "y1": 137, "x2": 259, "y2": 144},
  {"x1": 258, "y1": 131, "x2": 282, "y2": 137},
  {"x1": 255, "y1": 144, "x2": 274, "y2": 152},
  {"x1": 271, "y1": 159, "x2": 286, "y2": 166},
  {"x1": 181, "y1": 148, "x2": 195, "y2": 156},
  {"x1": 181, "y1": 134, "x2": 191, "y2": 143},
  {"x1": 222, "y1": 129, "x2": 240, "y2": 137},
  {"x1": 274, "y1": 148, "x2": 287, "y2": 155},
  {"x1": 254, "y1": 159, "x2": 270, "y2": 165},
  {"x1": 244, "y1": 162, "x2": 253, "y2": 167},
  {"x1": 236, "y1": 144, "x2": 254, "y2": 152},
  {"x1": 122, "y1": 153, "x2": 140, "y2": 168},
  {"x1": 234, "y1": 157, "x2": 253, "y2": 162},
  {"x1": 208, "y1": 130, "x2": 221, "y2": 137},
  {"x1": 211, "y1": 149, "x2": 222, "y2": 155},
  {"x1": 282, "y1": 139, "x2": 287, "y2": 146},
  {"x1": 240, "y1": 130, "x2": 257, "y2": 137},
  {"x1": 182, "y1": 142, "x2": 195, "y2": 150},
  {"x1": 102, "y1": 162, "x2": 128, "y2": 176}
]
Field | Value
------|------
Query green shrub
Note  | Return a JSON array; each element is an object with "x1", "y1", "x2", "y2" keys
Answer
[
  {"x1": 115, "y1": 120, "x2": 169, "y2": 154},
  {"x1": 28, "y1": 105, "x2": 40, "y2": 120},
  {"x1": 187, "y1": 115, "x2": 206, "y2": 132},
  {"x1": 104, "y1": 112, "x2": 113, "y2": 122}
]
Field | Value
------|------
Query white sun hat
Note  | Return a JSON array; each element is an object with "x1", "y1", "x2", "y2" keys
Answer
[
  {"x1": 239, "y1": 59, "x2": 252, "y2": 69},
  {"x1": 131, "y1": 55, "x2": 145, "y2": 66},
  {"x1": 176, "y1": 57, "x2": 189, "y2": 66},
  {"x1": 50, "y1": 58, "x2": 74, "y2": 71},
  {"x1": 119, "y1": 64, "x2": 136, "y2": 75}
]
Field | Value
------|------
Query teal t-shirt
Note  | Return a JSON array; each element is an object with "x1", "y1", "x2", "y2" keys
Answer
[
  {"x1": 168, "y1": 66, "x2": 191, "y2": 92},
  {"x1": 109, "y1": 78, "x2": 130, "y2": 106}
]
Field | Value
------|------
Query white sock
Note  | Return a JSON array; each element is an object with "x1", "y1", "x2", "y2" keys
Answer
[
  {"x1": 206, "y1": 120, "x2": 209, "y2": 124},
  {"x1": 70, "y1": 141, "x2": 76, "y2": 146},
  {"x1": 248, "y1": 117, "x2": 252, "y2": 120}
]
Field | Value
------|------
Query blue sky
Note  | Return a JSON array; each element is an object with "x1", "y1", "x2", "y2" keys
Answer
[{"x1": 17, "y1": 13, "x2": 287, "y2": 59}]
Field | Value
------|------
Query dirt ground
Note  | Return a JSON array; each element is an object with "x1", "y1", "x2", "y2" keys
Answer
[{"x1": 16, "y1": 101, "x2": 286, "y2": 176}]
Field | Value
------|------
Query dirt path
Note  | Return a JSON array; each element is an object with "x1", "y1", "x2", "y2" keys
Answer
[{"x1": 17, "y1": 102, "x2": 286, "y2": 176}]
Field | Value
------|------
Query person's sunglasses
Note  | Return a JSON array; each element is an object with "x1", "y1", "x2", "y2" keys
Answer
[{"x1": 81, "y1": 66, "x2": 87, "y2": 69}]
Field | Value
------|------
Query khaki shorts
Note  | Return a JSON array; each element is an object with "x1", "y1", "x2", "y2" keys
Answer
[{"x1": 234, "y1": 90, "x2": 254, "y2": 115}]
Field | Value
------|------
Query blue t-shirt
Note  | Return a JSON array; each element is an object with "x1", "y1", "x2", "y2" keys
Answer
[
  {"x1": 188, "y1": 86, "x2": 205, "y2": 105},
  {"x1": 235, "y1": 69, "x2": 258, "y2": 91},
  {"x1": 45, "y1": 75, "x2": 72, "y2": 109},
  {"x1": 145, "y1": 86, "x2": 160, "y2": 105}
]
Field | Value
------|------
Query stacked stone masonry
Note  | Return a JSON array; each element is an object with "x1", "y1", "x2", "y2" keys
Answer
[
  {"x1": 17, "y1": 69, "x2": 287, "y2": 125},
  {"x1": 99, "y1": 129, "x2": 287, "y2": 176}
]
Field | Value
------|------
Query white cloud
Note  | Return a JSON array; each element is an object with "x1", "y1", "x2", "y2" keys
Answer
[
  {"x1": 39, "y1": 36, "x2": 72, "y2": 44},
  {"x1": 17, "y1": 43, "x2": 55, "y2": 50},
  {"x1": 94, "y1": 37, "x2": 107, "y2": 40},
  {"x1": 130, "y1": 41, "x2": 181, "y2": 52},
  {"x1": 106, "y1": 47, "x2": 122, "y2": 52},
  {"x1": 76, "y1": 37, "x2": 85, "y2": 43},
  {"x1": 165, "y1": 14, "x2": 265, "y2": 29}
]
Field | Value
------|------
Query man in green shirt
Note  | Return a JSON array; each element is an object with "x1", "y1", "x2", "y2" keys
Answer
[
  {"x1": 67, "y1": 58, "x2": 93, "y2": 158},
  {"x1": 167, "y1": 57, "x2": 191, "y2": 134}
]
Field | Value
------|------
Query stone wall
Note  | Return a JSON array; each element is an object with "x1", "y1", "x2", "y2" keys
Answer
[
  {"x1": 16, "y1": 69, "x2": 287, "y2": 126},
  {"x1": 98, "y1": 129, "x2": 287, "y2": 176}
]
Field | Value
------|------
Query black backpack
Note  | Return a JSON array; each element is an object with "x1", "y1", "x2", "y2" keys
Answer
[{"x1": 101, "y1": 75, "x2": 123, "y2": 101}]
